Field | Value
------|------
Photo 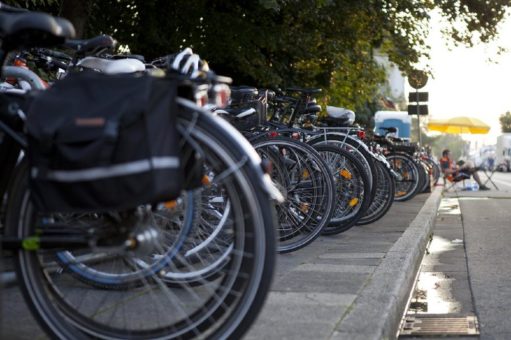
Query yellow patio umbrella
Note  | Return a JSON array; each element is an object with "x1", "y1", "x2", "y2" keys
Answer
[{"x1": 427, "y1": 116, "x2": 490, "y2": 134}]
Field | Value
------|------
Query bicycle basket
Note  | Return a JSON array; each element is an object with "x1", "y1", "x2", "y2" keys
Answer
[{"x1": 26, "y1": 72, "x2": 183, "y2": 212}]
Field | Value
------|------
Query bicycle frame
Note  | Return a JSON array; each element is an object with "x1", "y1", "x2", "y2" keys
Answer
[{"x1": 0, "y1": 64, "x2": 48, "y2": 200}]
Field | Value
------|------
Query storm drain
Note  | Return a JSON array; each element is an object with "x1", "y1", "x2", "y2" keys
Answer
[{"x1": 400, "y1": 316, "x2": 479, "y2": 336}]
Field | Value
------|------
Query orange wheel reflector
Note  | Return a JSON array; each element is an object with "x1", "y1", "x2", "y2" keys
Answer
[
  {"x1": 302, "y1": 170, "x2": 310, "y2": 179},
  {"x1": 163, "y1": 200, "x2": 178, "y2": 209},
  {"x1": 299, "y1": 202, "x2": 310, "y2": 213},
  {"x1": 340, "y1": 169, "x2": 352, "y2": 180},
  {"x1": 201, "y1": 175, "x2": 210, "y2": 186},
  {"x1": 349, "y1": 198, "x2": 359, "y2": 207}
]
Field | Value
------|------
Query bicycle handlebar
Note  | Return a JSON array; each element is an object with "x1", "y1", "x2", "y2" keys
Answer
[{"x1": 35, "y1": 48, "x2": 72, "y2": 61}]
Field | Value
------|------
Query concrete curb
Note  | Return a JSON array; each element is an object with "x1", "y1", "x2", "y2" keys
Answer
[{"x1": 331, "y1": 186, "x2": 443, "y2": 340}]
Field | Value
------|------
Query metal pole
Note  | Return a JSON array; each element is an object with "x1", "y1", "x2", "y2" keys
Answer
[{"x1": 416, "y1": 89, "x2": 421, "y2": 145}]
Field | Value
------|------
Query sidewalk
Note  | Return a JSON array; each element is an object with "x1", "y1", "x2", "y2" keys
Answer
[
  {"x1": 0, "y1": 188, "x2": 442, "y2": 339},
  {"x1": 245, "y1": 187, "x2": 442, "y2": 340}
]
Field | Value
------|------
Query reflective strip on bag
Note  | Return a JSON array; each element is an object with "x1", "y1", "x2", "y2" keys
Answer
[{"x1": 32, "y1": 157, "x2": 180, "y2": 182}]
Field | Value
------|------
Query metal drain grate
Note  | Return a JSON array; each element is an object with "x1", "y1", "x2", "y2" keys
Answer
[{"x1": 400, "y1": 316, "x2": 479, "y2": 336}]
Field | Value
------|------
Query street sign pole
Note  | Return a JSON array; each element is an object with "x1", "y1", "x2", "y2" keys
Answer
[
  {"x1": 416, "y1": 88, "x2": 421, "y2": 145},
  {"x1": 408, "y1": 69, "x2": 428, "y2": 145}
]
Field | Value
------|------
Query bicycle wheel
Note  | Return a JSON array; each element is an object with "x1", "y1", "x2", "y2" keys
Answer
[
  {"x1": 418, "y1": 160, "x2": 431, "y2": 193},
  {"x1": 312, "y1": 144, "x2": 371, "y2": 235},
  {"x1": 387, "y1": 152, "x2": 421, "y2": 201},
  {"x1": 252, "y1": 137, "x2": 335, "y2": 253},
  {"x1": 307, "y1": 133, "x2": 377, "y2": 206},
  {"x1": 54, "y1": 190, "x2": 199, "y2": 289},
  {"x1": 154, "y1": 167, "x2": 239, "y2": 286},
  {"x1": 357, "y1": 159, "x2": 395, "y2": 225},
  {"x1": 60, "y1": 168, "x2": 239, "y2": 289},
  {"x1": 423, "y1": 157, "x2": 440, "y2": 186},
  {"x1": 6, "y1": 104, "x2": 277, "y2": 339}
]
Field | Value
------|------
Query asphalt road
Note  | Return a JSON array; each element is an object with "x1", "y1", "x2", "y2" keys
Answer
[
  {"x1": 458, "y1": 172, "x2": 511, "y2": 339},
  {"x1": 481, "y1": 171, "x2": 511, "y2": 191},
  {"x1": 398, "y1": 171, "x2": 511, "y2": 340},
  {"x1": 429, "y1": 171, "x2": 511, "y2": 339}
]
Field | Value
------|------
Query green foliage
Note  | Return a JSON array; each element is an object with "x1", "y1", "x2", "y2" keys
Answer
[
  {"x1": 422, "y1": 131, "x2": 468, "y2": 161},
  {"x1": 434, "y1": 0, "x2": 509, "y2": 46},
  {"x1": 84, "y1": 0, "x2": 511, "y2": 128},
  {"x1": 499, "y1": 111, "x2": 511, "y2": 133},
  {"x1": 2, "y1": 0, "x2": 58, "y2": 10},
  {"x1": 8, "y1": 0, "x2": 511, "y2": 129}
]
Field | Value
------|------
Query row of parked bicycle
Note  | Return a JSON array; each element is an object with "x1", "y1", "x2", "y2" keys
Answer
[
  {"x1": 213, "y1": 84, "x2": 442, "y2": 253},
  {"x1": 0, "y1": 3, "x2": 441, "y2": 339}
]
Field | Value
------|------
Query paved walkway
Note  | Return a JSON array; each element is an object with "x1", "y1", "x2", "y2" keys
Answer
[
  {"x1": 245, "y1": 191, "x2": 438, "y2": 339},
  {"x1": 0, "y1": 191, "x2": 439, "y2": 340}
]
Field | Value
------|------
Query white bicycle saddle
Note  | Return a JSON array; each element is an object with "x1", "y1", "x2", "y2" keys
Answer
[
  {"x1": 77, "y1": 57, "x2": 146, "y2": 74},
  {"x1": 326, "y1": 106, "x2": 356, "y2": 125}
]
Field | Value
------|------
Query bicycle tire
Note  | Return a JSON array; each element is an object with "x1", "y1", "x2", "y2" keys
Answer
[
  {"x1": 387, "y1": 152, "x2": 421, "y2": 201},
  {"x1": 252, "y1": 136, "x2": 336, "y2": 253},
  {"x1": 423, "y1": 157, "x2": 440, "y2": 186},
  {"x1": 418, "y1": 160, "x2": 430, "y2": 193},
  {"x1": 312, "y1": 144, "x2": 371, "y2": 235},
  {"x1": 5, "y1": 105, "x2": 277, "y2": 339},
  {"x1": 307, "y1": 133, "x2": 377, "y2": 206},
  {"x1": 357, "y1": 159, "x2": 395, "y2": 225}
]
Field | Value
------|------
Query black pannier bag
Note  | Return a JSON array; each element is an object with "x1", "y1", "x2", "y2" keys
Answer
[
  {"x1": 221, "y1": 86, "x2": 266, "y2": 131},
  {"x1": 26, "y1": 72, "x2": 183, "y2": 212}
]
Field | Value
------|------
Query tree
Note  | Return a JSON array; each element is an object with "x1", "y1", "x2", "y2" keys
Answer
[
  {"x1": 4, "y1": 0, "x2": 92, "y2": 37},
  {"x1": 421, "y1": 132, "x2": 468, "y2": 161},
  {"x1": 4, "y1": 0, "x2": 57, "y2": 7},
  {"x1": 499, "y1": 111, "x2": 511, "y2": 133},
  {"x1": 7, "y1": 1, "x2": 511, "y2": 128},
  {"x1": 60, "y1": 0, "x2": 90, "y2": 38},
  {"x1": 84, "y1": 0, "x2": 511, "y2": 125}
]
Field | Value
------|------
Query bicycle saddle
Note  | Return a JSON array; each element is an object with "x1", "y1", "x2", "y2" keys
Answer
[
  {"x1": 0, "y1": 3, "x2": 75, "y2": 50},
  {"x1": 325, "y1": 106, "x2": 355, "y2": 125},
  {"x1": 111, "y1": 54, "x2": 146, "y2": 63},
  {"x1": 64, "y1": 34, "x2": 116, "y2": 55},
  {"x1": 305, "y1": 103, "x2": 322, "y2": 114},
  {"x1": 76, "y1": 56, "x2": 146, "y2": 74},
  {"x1": 380, "y1": 126, "x2": 397, "y2": 133}
]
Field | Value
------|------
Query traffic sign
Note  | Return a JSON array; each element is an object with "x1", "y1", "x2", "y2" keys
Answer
[
  {"x1": 407, "y1": 104, "x2": 428, "y2": 115},
  {"x1": 408, "y1": 70, "x2": 428, "y2": 89},
  {"x1": 408, "y1": 92, "x2": 428, "y2": 102}
]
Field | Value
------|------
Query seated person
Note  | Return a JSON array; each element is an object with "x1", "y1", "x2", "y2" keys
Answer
[{"x1": 439, "y1": 149, "x2": 489, "y2": 190}]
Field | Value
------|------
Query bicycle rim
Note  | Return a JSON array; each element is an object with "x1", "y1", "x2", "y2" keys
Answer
[{"x1": 8, "y1": 109, "x2": 276, "y2": 339}]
